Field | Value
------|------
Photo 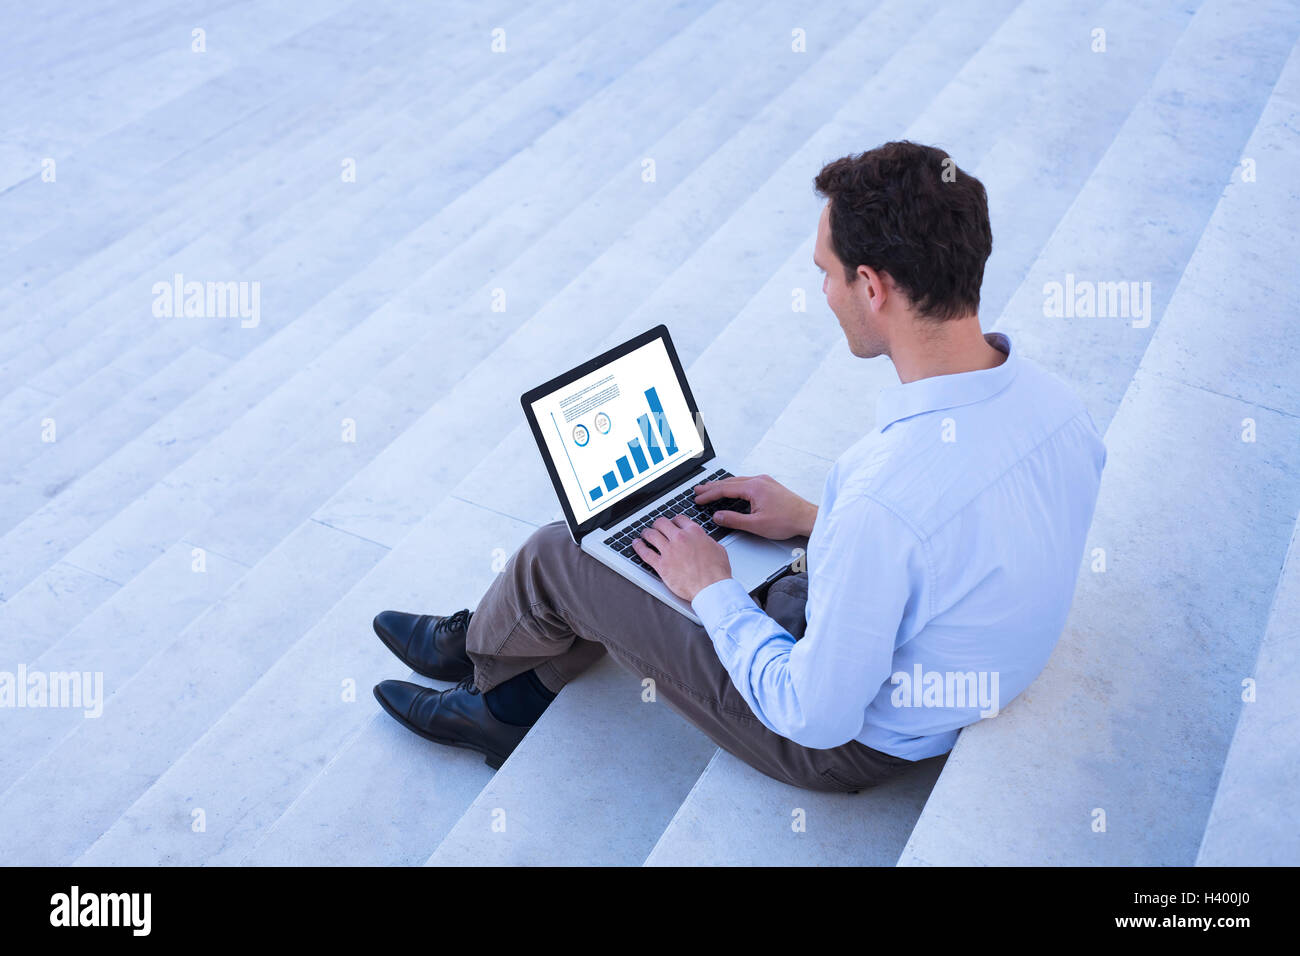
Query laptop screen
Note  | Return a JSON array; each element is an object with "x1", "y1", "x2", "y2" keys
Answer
[{"x1": 522, "y1": 327, "x2": 706, "y2": 535}]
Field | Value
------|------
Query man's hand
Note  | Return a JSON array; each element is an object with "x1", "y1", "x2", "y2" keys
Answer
[
  {"x1": 632, "y1": 514, "x2": 733, "y2": 603},
  {"x1": 693, "y1": 473, "x2": 818, "y2": 540}
]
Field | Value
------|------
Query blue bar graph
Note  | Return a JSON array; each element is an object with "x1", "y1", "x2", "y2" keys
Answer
[
  {"x1": 562, "y1": 386, "x2": 682, "y2": 512},
  {"x1": 628, "y1": 438, "x2": 648, "y2": 472},
  {"x1": 637, "y1": 413, "x2": 664, "y2": 464},
  {"x1": 645, "y1": 387, "x2": 678, "y2": 455}
]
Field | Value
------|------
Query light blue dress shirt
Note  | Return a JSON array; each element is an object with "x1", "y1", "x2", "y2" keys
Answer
[{"x1": 691, "y1": 332, "x2": 1107, "y2": 760}]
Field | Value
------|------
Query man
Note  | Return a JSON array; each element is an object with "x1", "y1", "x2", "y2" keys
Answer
[{"x1": 372, "y1": 140, "x2": 1106, "y2": 790}]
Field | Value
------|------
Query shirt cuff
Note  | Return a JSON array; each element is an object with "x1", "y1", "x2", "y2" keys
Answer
[{"x1": 690, "y1": 577, "x2": 760, "y2": 636}]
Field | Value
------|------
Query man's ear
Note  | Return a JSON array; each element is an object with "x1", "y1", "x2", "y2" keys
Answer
[{"x1": 858, "y1": 264, "x2": 889, "y2": 313}]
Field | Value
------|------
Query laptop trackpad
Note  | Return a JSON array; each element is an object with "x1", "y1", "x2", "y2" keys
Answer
[{"x1": 726, "y1": 535, "x2": 795, "y2": 591}]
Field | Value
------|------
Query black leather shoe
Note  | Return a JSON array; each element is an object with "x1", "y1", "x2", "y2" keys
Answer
[
  {"x1": 373, "y1": 677, "x2": 529, "y2": 769},
  {"x1": 373, "y1": 609, "x2": 474, "y2": 681}
]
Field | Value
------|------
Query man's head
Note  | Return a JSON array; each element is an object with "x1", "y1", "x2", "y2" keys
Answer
[{"x1": 812, "y1": 141, "x2": 992, "y2": 359}]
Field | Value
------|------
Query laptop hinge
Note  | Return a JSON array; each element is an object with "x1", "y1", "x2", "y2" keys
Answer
[{"x1": 599, "y1": 461, "x2": 708, "y2": 530}]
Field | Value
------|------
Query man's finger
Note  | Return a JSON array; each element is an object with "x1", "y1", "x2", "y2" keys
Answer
[
  {"x1": 640, "y1": 524, "x2": 670, "y2": 550},
  {"x1": 692, "y1": 476, "x2": 746, "y2": 503},
  {"x1": 676, "y1": 515, "x2": 707, "y2": 538},
  {"x1": 712, "y1": 508, "x2": 752, "y2": 528},
  {"x1": 650, "y1": 515, "x2": 682, "y2": 539},
  {"x1": 631, "y1": 538, "x2": 659, "y2": 565}
]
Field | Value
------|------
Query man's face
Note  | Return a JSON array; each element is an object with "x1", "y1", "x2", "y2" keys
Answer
[{"x1": 814, "y1": 203, "x2": 888, "y2": 359}]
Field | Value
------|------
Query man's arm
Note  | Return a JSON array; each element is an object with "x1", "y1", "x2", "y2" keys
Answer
[{"x1": 691, "y1": 494, "x2": 925, "y2": 749}]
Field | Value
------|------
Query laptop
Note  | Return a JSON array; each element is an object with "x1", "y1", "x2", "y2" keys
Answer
[{"x1": 520, "y1": 324, "x2": 807, "y2": 623}]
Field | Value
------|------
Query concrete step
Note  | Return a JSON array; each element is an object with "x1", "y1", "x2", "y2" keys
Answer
[
  {"x1": 426, "y1": 657, "x2": 720, "y2": 867},
  {"x1": 0, "y1": 0, "x2": 469, "y2": 329},
  {"x1": 6, "y1": 0, "x2": 608, "y2": 376},
  {"x1": 963, "y1": 0, "x2": 1202, "y2": 326},
  {"x1": 1197, "y1": 514, "x2": 1300, "y2": 866},
  {"x1": 77, "y1": 496, "x2": 519, "y2": 865},
  {"x1": 0, "y1": 346, "x2": 229, "y2": 487},
  {"x1": 15, "y1": 0, "x2": 867, "y2": 628},
  {"x1": 0, "y1": 2, "x2": 583, "y2": 530},
  {"x1": 0, "y1": 0, "x2": 612, "y2": 395},
  {"x1": 0, "y1": 561, "x2": 123, "y2": 667},
  {"x1": 0, "y1": 0, "x2": 179, "y2": 187},
  {"x1": 0, "y1": 0, "x2": 776, "y2": 691},
  {"x1": 0, "y1": 0, "x2": 519, "y2": 343},
  {"x1": 0, "y1": 0, "x2": 799, "y2": 746},
  {"x1": 0, "y1": 0, "x2": 179, "y2": 89},
  {"x1": 988, "y1": 0, "x2": 1300, "y2": 435},
  {"x1": 0, "y1": 3, "x2": 715, "y2": 860},
  {"x1": 0, "y1": 519, "x2": 388, "y2": 864},
  {"x1": 0, "y1": 540, "x2": 248, "y2": 792},
  {"x1": 645, "y1": 750, "x2": 947, "y2": 866},
  {"x1": 0, "y1": 0, "x2": 267, "y2": 191},
  {"x1": 1193, "y1": 52, "x2": 1300, "y2": 866},
  {"x1": 0, "y1": 0, "x2": 699, "y2": 601},
  {"x1": 68, "y1": 0, "x2": 873, "y2": 866},
  {"x1": 0, "y1": 0, "x2": 359, "y2": 214},
  {"x1": 899, "y1": 26, "x2": 1300, "y2": 865}
]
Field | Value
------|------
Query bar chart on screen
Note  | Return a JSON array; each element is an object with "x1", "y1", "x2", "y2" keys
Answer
[
  {"x1": 557, "y1": 383, "x2": 681, "y2": 505},
  {"x1": 529, "y1": 337, "x2": 703, "y2": 517}
]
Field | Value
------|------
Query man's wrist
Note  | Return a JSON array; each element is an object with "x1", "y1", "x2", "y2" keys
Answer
[
  {"x1": 690, "y1": 576, "x2": 758, "y2": 634},
  {"x1": 800, "y1": 500, "x2": 819, "y2": 537},
  {"x1": 689, "y1": 574, "x2": 733, "y2": 604}
]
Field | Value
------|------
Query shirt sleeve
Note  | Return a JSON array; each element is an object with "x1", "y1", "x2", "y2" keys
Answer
[{"x1": 690, "y1": 494, "x2": 926, "y2": 749}]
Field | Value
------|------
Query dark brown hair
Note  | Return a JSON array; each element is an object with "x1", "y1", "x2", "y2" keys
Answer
[{"x1": 813, "y1": 141, "x2": 992, "y2": 321}]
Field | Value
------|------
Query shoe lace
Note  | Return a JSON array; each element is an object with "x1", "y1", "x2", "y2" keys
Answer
[
  {"x1": 454, "y1": 673, "x2": 480, "y2": 696},
  {"x1": 436, "y1": 608, "x2": 472, "y2": 635}
]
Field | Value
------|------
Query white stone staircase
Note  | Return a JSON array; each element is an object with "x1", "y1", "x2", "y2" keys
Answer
[
  {"x1": 1197, "y1": 516, "x2": 1300, "y2": 866},
  {"x1": 0, "y1": 0, "x2": 1296, "y2": 867}
]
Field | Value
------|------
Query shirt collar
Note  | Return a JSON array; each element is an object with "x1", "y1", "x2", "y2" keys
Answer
[{"x1": 874, "y1": 331, "x2": 1018, "y2": 432}]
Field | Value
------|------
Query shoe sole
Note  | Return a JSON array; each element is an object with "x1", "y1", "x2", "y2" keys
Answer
[{"x1": 372, "y1": 685, "x2": 509, "y2": 770}]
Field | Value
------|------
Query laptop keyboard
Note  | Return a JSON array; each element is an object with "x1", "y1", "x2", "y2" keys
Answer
[{"x1": 602, "y1": 467, "x2": 751, "y2": 577}]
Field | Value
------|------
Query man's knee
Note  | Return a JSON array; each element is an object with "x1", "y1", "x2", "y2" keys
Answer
[
  {"x1": 510, "y1": 521, "x2": 590, "y2": 590},
  {"x1": 525, "y1": 520, "x2": 575, "y2": 560}
]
